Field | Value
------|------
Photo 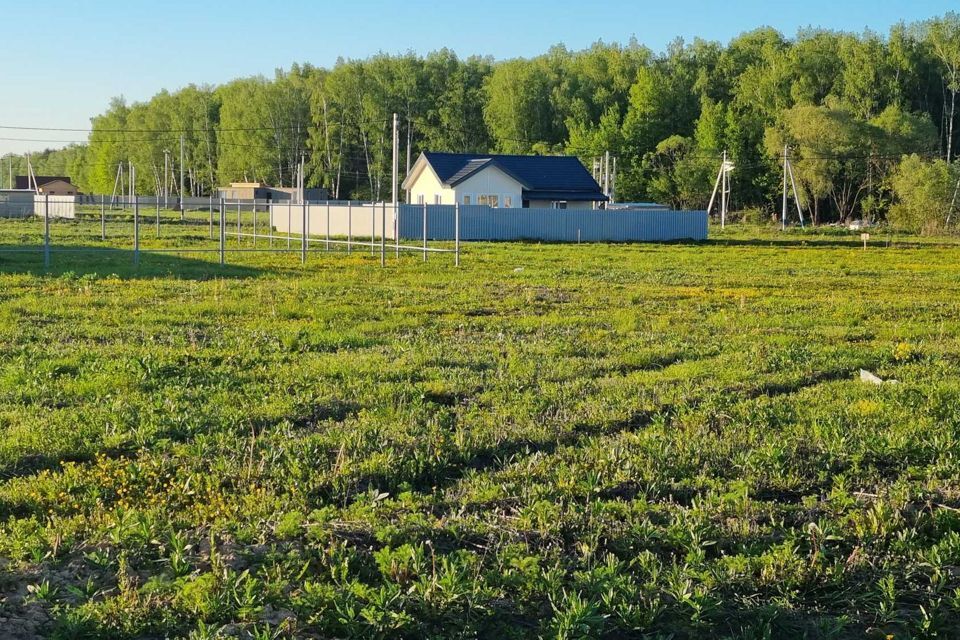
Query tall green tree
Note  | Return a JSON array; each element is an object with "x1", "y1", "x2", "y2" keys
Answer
[
  {"x1": 484, "y1": 57, "x2": 560, "y2": 153},
  {"x1": 922, "y1": 13, "x2": 960, "y2": 162}
]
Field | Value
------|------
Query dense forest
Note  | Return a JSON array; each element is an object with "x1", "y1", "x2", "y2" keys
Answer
[{"x1": 4, "y1": 12, "x2": 960, "y2": 230}]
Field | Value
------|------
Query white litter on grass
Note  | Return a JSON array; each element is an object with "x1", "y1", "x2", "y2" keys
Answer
[
  {"x1": 860, "y1": 369, "x2": 899, "y2": 385},
  {"x1": 513, "y1": 267, "x2": 524, "y2": 272}
]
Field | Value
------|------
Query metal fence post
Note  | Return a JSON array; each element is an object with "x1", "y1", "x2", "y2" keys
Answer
[
  {"x1": 100, "y1": 194, "x2": 106, "y2": 241},
  {"x1": 237, "y1": 200, "x2": 241, "y2": 246},
  {"x1": 455, "y1": 202, "x2": 460, "y2": 267},
  {"x1": 395, "y1": 203, "x2": 400, "y2": 259},
  {"x1": 219, "y1": 198, "x2": 225, "y2": 265},
  {"x1": 287, "y1": 202, "x2": 292, "y2": 249},
  {"x1": 370, "y1": 203, "x2": 375, "y2": 257},
  {"x1": 380, "y1": 201, "x2": 386, "y2": 267},
  {"x1": 301, "y1": 200, "x2": 308, "y2": 264},
  {"x1": 253, "y1": 199, "x2": 257, "y2": 247},
  {"x1": 326, "y1": 200, "x2": 331, "y2": 251},
  {"x1": 422, "y1": 202, "x2": 428, "y2": 262},
  {"x1": 43, "y1": 194, "x2": 50, "y2": 268},
  {"x1": 156, "y1": 197, "x2": 161, "y2": 238},
  {"x1": 209, "y1": 196, "x2": 213, "y2": 239},
  {"x1": 347, "y1": 201, "x2": 352, "y2": 254},
  {"x1": 133, "y1": 196, "x2": 140, "y2": 267}
]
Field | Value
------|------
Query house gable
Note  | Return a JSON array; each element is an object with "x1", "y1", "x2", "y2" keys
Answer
[
  {"x1": 451, "y1": 165, "x2": 524, "y2": 206},
  {"x1": 404, "y1": 151, "x2": 606, "y2": 207}
]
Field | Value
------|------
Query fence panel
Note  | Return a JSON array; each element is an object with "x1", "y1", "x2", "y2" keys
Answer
[
  {"x1": 397, "y1": 205, "x2": 707, "y2": 242},
  {"x1": 270, "y1": 202, "x2": 396, "y2": 240},
  {"x1": 0, "y1": 192, "x2": 34, "y2": 218}
]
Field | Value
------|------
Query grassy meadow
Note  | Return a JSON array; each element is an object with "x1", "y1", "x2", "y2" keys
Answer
[{"x1": 1, "y1": 215, "x2": 960, "y2": 638}]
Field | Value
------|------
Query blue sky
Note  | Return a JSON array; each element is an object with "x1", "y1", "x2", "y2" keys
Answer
[{"x1": 0, "y1": 0, "x2": 956, "y2": 155}]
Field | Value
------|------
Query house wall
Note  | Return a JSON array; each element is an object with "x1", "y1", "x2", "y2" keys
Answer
[
  {"x1": 408, "y1": 166, "x2": 454, "y2": 204},
  {"x1": 218, "y1": 186, "x2": 258, "y2": 200},
  {"x1": 451, "y1": 166, "x2": 523, "y2": 208},
  {"x1": 268, "y1": 187, "x2": 328, "y2": 201},
  {"x1": 218, "y1": 187, "x2": 329, "y2": 201},
  {"x1": 38, "y1": 180, "x2": 78, "y2": 195},
  {"x1": 408, "y1": 165, "x2": 525, "y2": 207}
]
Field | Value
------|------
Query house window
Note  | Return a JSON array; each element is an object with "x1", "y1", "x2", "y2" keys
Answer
[
  {"x1": 503, "y1": 195, "x2": 512, "y2": 208},
  {"x1": 434, "y1": 194, "x2": 442, "y2": 205},
  {"x1": 553, "y1": 201, "x2": 567, "y2": 210},
  {"x1": 417, "y1": 194, "x2": 425, "y2": 205},
  {"x1": 463, "y1": 195, "x2": 471, "y2": 205}
]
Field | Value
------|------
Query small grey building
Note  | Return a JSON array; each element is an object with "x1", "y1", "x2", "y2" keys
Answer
[{"x1": 218, "y1": 182, "x2": 327, "y2": 202}]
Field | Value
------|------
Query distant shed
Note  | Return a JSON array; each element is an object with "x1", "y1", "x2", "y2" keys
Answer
[
  {"x1": 14, "y1": 175, "x2": 80, "y2": 195},
  {"x1": 218, "y1": 182, "x2": 327, "y2": 202}
]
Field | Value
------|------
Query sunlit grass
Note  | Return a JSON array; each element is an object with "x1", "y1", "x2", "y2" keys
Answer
[{"x1": 1, "y1": 217, "x2": 960, "y2": 638}]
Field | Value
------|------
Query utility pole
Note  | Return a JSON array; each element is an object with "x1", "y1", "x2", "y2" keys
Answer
[
  {"x1": 392, "y1": 113, "x2": 399, "y2": 206},
  {"x1": 786, "y1": 153, "x2": 805, "y2": 228},
  {"x1": 604, "y1": 151, "x2": 610, "y2": 202},
  {"x1": 179, "y1": 134, "x2": 185, "y2": 220},
  {"x1": 782, "y1": 145, "x2": 788, "y2": 230},
  {"x1": 721, "y1": 150, "x2": 728, "y2": 228},
  {"x1": 406, "y1": 117, "x2": 412, "y2": 175},
  {"x1": 778, "y1": 146, "x2": 805, "y2": 228},
  {"x1": 405, "y1": 117, "x2": 413, "y2": 204},
  {"x1": 26, "y1": 154, "x2": 38, "y2": 192},
  {"x1": 611, "y1": 157, "x2": 617, "y2": 204},
  {"x1": 163, "y1": 149, "x2": 170, "y2": 210},
  {"x1": 592, "y1": 157, "x2": 602, "y2": 209},
  {"x1": 707, "y1": 151, "x2": 734, "y2": 228}
]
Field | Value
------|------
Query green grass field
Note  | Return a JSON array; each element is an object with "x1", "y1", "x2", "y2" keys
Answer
[{"x1": 2, "y1": 216, "x2": 960, "y2": 639}]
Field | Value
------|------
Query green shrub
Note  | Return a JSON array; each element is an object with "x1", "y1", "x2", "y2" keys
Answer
[{"x1": 889, "y1": 154, "x2": 959, "y2": 234}]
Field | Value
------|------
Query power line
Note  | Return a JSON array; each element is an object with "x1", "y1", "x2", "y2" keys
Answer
[{"x1": 0, "y1": 116, "x2": 393, "y2": 134}]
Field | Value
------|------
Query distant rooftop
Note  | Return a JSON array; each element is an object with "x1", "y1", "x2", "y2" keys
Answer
[{"x1": 14, "y1": 175, "x2": 74, "y2": 190}]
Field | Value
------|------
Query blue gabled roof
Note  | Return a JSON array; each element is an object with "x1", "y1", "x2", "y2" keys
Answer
[
  {"x1": 446, "y1": 158, "x2": 493, "y2": 184},
  {"x1": 421, "y1": 152, "x2": 606, "y2": 200}
]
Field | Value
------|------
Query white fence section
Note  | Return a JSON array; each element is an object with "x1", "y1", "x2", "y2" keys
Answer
[
  {"x1": 33, "y1": 195, "x2": 79, "y2": 219},
  {"x1": 270, "y1": 202, "x2": 397, "y2": 240}
]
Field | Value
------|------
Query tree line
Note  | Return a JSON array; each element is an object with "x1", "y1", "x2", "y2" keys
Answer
[{"x1": 3, "y1": 12, "x2": 960, "y2": 231}]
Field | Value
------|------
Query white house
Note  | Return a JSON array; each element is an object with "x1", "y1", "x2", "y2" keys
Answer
[{"x1": 401, "y1": 152, "x2": 608, "y2": 209}]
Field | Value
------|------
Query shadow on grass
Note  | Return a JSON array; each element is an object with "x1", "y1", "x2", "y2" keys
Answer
[
  {"x1": 0, "y1": 245, "x2": 268, "y2": 280},
  {"x1": 458, "y1": 236, "x2": 950, "y2": 249},
  {"x1": 705, "y1": 236, "x2": 956, "y2": 249}
]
